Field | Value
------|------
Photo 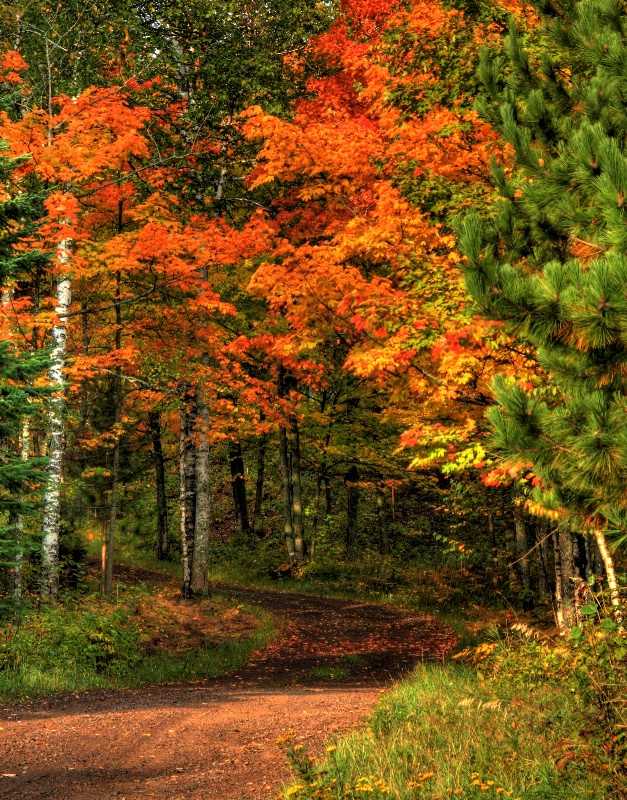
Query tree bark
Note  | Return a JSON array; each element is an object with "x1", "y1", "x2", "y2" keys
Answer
[
  {"x1": 179, "y1": 391, "x2": 197, "y2": 599},
  {"x1": 537, "y1": 525, "x2": 552, "y2": 601},
  {"x1": 12, "y1": 420, "x2": 30, "y2": 603},
  {"x1": 324, "y1": 477, "x2": 332, "y2": 516},
  {"x1": 376, "y1": 486, "x2": 390, "y2": 555},
  {"x1": 346, "y1": 465, "x2": 360, "y2": 560},
  {"x1": 572, "y1": 532, "x2": 588, "y2": 579},
  {"x1": 289, "y1": 418, "x2": 305, "y2": 562},
  {"x1": 253, "y1": 432, "x2": 267, "y2": 538},
  {"x1": 310, "y1": 474, "x2": 323, "y2": 561},
  {"x1": 488, "y1": 514, "x2": 499, "y2": 587},
  {"x1": 279, "y1": 424, "x2": 295, "y2": 563},
  {"x1": 102, "y1": 421, "x2": 120, "y2": 596},
  {"x1": 310, "y1": 394, "x2": 331, "y2": 560},
  {"x1": 504, "y1": 525, "x2": 519, "y2": 591},
  {"x1": 584, "y1": 535, "x2": 596, "y2": 580},
  {"x1": 192, "y1": 384, "x2": 211, "y2": 595},
  {"x1": 41, "y1": 233, "x2": 71, "y2": 601},
  {"x1": 514, "y1": 509, "x2": 530, "y2": 592},
  {"x1": 556, "y1": 529, "x2": 576, "y2": 630},
  {"x1": 552, "y1": 530, "x2": 565, "y2": 632},
  {"x1": 229, "y1": 439, "x2": 250, "y2": 535},
  {"x1": 594, "y1": 530, "x2": 622, "y2": 620},
  {"x1": 149, "y1": 410, "x2": 169, "y2": 560},
  {"x1": 102, "y1": 268, "x2": 122, "y2": 597}
]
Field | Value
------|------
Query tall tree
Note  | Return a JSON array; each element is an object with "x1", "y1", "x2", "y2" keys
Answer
[
  {"x1": 0, "y1": 145, "x2": 50, "y2": 602},
  {"x1": 457, "y1": 0, "x2": 627, "y2": 624},
  {"x1": 148, "y1": 410, "x2": 169, "y2": 560}
]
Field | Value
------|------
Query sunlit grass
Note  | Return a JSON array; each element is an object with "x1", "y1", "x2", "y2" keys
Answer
[
  {"x1": 278, "y1": 662, "x2": 614, "y2": 799},
  {"x1": 0, "y1": 597, "x2": 275, "y2": 702}
]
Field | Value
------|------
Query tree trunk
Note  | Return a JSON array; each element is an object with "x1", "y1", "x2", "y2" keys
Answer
[
  {"x1": 149, "y1": 411, "x2": 169, "y2": 560},
  {"x1": 514, "y1": 509, "x2": 531, "y2": 593},
  {"x1": 537, "y1": 525, "x2": 552, "y2": 601},
  {"x1": 102, "y1": 268, "x2": 122, "y2": 597},
  {"x1": 310, "y1": 396, "x2": 331, "y2": 560},
  {"x1": 572, "y1": 533, "x2": 588, "y2": 579},
  {"x1": 488, "y1": 514, "x2": 499, "y2": 587},
  {"x1": 253, "y1": 432, "x2": 267, "y2": 538},
  {"x1": 179, "y1": 391, "x2": 197, "y2": 599},
  {"x1": 279, "y1": 425, "x2": 295, "y2": 563},
  {"x1": 552, "y1": 530, "x2": 565, "y2": 632},
  {"x1": 12, "y1": 420, "x2": 30, "y2": 603},
  {"x1": 192, "y1": 385, "x2": 211, "y2": 595},
  {"x1": 41, "y1": 234, "x2": 71, "y2": 602},
  {"x1": 594, "y1": 530, "x2": 622, "y2": 620},
  {"x1": 556, "y1": 529, "x2": 576, "y2": 630},
  {"x1": 376, "y1": 487, "x2": 390, "y2": 555},
  {"x1": 310, "y1": 474, "x2": 323, "y2": 561},
  {"x1": 346, "y1": 465, "x2": 360, "y2": 560},
  {"x1": 504, "y1": 525, "x2": 519, "y2": 591},
  {"x1": 584, "y1": 535, "x2": 596, "y2": 580},
  {"x1": 289, "y1": 418, "x2": 305, "y2": 562},
  {"x1": 102, "y1": 422, "x2": 120, "y2": 596},
  {"x1": 324, "y1": 477, "x2": 332, "y2": 515},
  {"x1": 229, "y1": 439, "x2": 250, "y2": 534}
]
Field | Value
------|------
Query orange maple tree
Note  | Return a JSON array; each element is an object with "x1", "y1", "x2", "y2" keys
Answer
[{"x1": 221, "y1": 0, "x2": 539, "y2": 484}]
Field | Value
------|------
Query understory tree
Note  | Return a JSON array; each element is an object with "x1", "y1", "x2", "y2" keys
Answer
[
  {"x1": 458, "y1": 0, "x2": 627, "y2": 626},
  {"x1": 0, "y1": 148, "x2": 50, "y2": 605}
]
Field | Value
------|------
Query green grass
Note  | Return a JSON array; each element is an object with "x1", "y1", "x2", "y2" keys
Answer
[
  {"x1": 123, "y1": 607, "x2": 275, "y2": 688},
  {"x1": 278, "y1": 662, "x2": 616, "y2": 799},
  {"x1": 0, "y1": 596, "x2": 276, "y2": 702},
  {"x1": 115, "y1": 543, "x2": 482, "y2": 666},
  {"x1": 112, "y1": 541, "x2": 476, "y2": 640}
]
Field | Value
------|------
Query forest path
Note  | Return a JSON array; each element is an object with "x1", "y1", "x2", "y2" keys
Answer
[{"x1": 0, "y1": 564, "x2": 455, "y2": 800}]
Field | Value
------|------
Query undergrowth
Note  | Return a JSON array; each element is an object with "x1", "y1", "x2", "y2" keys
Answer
[
  {"x1": 278, "y1": 660, "x2": 619, "y2": 799},
  {"x1": 277, "y1": 592, "x2": 627, "y2": 800},
  {"x1": 0, "y1": 586, "x2": 275, "y2": 701},
  {"x1": 117, "y1": 542, "x2": 478, "y2": 650}
]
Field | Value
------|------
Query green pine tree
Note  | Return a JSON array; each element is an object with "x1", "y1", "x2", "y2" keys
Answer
[
  {"x1": 457, "y1": 0, "x2": 627, "y2": 620},
  {"x1": 0, "y1": 146, "x2": 50, "y2": 605}
]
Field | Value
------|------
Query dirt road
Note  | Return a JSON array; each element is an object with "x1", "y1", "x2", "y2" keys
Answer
[{"x1": 0, "y1": 570, "x2": 455, "y2": 800}]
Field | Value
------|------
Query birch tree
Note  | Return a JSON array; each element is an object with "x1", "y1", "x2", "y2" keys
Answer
[{"x1": 40, "y1": 234, "x2": 71, "y2": 601}]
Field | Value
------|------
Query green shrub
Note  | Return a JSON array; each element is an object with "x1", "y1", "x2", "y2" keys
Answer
[
  {"x1": 0, "y1": 598, "x2": 143, "y2": 678},
  {"x1": 0, "y1": 589, "x2": 276, "y2": 700},
  {"x1": 278, "y1": 662, "x2": 616, "y2": 799}
]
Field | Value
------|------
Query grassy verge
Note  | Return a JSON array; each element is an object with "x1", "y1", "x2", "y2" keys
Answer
[
  {"x1": 115, "y1": 544, "x2": 480, "y2": 652},
  {"x1": 0, "y1": 587, "x2": 276, "y2": 702},
  {"x1": 278, "y1": 661, "x2": 617, "y2": 800}
]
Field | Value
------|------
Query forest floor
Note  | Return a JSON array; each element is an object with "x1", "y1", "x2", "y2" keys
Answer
[{"x1": 0, "y1": 563, "x2": 456, "y2": 800}]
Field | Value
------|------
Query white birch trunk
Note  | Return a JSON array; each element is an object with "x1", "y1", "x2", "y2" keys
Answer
[
  {"x1": 13, "y1": 419, "x2": 30, "y2": 602},
  {"x1": 41, "y1": 237, "x2": 71, "y2": 601},
  {"x1": 552, "y1": 530, "x2": 565, "y2": 633},
  {"x1": 594, "y1": 530, "x2": 622, "y2": 623}
]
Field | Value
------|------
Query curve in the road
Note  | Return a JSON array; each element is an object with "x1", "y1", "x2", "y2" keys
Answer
[{"x1": 0, "y1": 573, "x2": 455, "y2": 800}]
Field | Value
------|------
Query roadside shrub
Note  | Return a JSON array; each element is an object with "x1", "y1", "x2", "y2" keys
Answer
[
  {"x1": 0, "y1": 598, "x2": 143, "y2": 676},
  {"x1": 277, "y1": 662, "x2": 615, "y2": 799}
]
